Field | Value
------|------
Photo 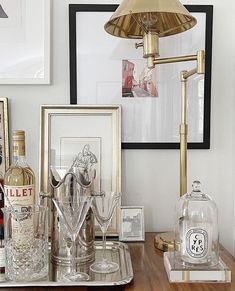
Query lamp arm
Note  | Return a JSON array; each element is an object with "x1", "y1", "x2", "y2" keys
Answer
[
  {"x1": 149, "y1": 50, "x2": 205, "y2": 73},
  {"x1": 180, "y1": 64, "x2": 204, "y2": 196},
  {"x1": 182, "y1": 68, "x2": 197, "y2": 80},
  {"x1": 151, "y1": 50, "x2": 205, "y2": 196},
  {"x1": 144, "y1": 48, "x2": 205, "y2": 195},
  {"x1": 154, "y1": 54, "x2": 197, "y2": 65}
]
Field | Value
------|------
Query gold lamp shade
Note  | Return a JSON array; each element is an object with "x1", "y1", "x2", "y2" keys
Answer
[{"x1": 104, "y1": 0, "x2": 196, "y2": 39}]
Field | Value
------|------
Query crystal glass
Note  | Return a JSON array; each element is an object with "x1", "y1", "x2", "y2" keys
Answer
[
  {"x1": 175, "y1": 181, "x2": 219, "y2": 267},
  {"x1": 3, "y1": 205, "x2": 48, "y2": 281},
  {"x1": 52, "y1": 196, "x2": 93, "y2": 281},
  {"x1": 90, "y1": 191, "x2": 121, "y2": 274}
]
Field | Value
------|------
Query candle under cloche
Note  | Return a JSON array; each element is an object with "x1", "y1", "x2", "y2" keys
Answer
[
  {"x1": 175, "y1": 180, "x2": 219, "y2": 267},
  {"x1": 164, "y1": 181, "x2": 231, "y2": 283}
]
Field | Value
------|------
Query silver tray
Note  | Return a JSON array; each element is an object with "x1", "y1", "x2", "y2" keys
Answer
[{"x1": 0, "y1": 241, "x2": 133, "y2": 287}]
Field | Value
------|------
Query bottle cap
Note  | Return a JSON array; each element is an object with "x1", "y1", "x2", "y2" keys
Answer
[{"x1": 13, "y1": 130, "x2": 25, "y2": 141}]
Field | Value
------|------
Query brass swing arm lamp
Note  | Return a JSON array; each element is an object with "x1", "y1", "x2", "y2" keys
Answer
[
  {"x1": 134, "y1": 31, "x2": 204, "y2": 70},
  {"x1": 150, "y1": 53, "x2": 205, "y2": 251},
  {"x1": 104, "y1": 0, "x2": 205, "y2": 196},
  {"x1": 104, "y1": 0, "x2": 197, "y2": 71},
  {"x1": 152, "y1": 58, "x2": 205, "y2": 251},
  {"x1": 104, "y1": 0, "x2": 205, "y2": 250},
  {"x1": 140, "y1": 49, "x2": 205, "y2": 196},
  {"x1": 179, "y1": 50, "x2": 205, "y2": 196},
  {"x1": 154, "y1": 50, "x2": 205, "y2": 196}
]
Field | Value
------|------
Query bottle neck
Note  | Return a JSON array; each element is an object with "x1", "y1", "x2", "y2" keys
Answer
[{"x1": 12, "y1": 155, "x2": 27, "y2": 166}]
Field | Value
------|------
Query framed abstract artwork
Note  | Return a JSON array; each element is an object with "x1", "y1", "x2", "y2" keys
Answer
[
  {"x1": 0, "y1": 0, "x2": 51, "y2": 84},
  {"x1": 69, "y1": 4, "x2": 213, "y2": 149}
]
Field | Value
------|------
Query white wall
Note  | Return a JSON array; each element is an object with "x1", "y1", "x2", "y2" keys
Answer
[{"x1": 1, "y1": 0, "x2": 235, "y2": 254}]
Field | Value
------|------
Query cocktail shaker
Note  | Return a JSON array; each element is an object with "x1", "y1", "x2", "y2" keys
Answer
[{"x1": 50, "y1": 168, "x2": 95, "y2": 266}]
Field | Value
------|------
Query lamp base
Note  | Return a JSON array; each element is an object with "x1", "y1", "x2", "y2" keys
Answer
[
  {"x1": 164, "y1": 251, "x2": 231, "y2": 283},
  {"x1": 154, "y1": 232, "x2": 175, "y2": 252}
]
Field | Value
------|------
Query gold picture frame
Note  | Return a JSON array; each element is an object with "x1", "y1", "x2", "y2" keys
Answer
[
  {"x1": 39, "y1": 105, "x2": 121, "y2": 235},
  {"x1": 0, "y1": 97, "x2": 9, "y2": 176}
]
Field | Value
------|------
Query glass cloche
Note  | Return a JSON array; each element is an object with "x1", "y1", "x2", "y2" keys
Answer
[{"x1": 174, "y1": 181, "x2": 219, "y2": 267}]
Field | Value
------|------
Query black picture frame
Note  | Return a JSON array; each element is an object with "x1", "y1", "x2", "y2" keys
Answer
[{"x1": 69, "y1": 4, "x2": 213, "y2": 150}]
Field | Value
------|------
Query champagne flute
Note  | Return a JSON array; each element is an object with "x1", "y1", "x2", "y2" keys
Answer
[
  {"x1": 52, "y1": 195, "x2": 93, "y2": 281},
  {"x1": 90, "y1": 191, "x2": 121, "y2": 274}
]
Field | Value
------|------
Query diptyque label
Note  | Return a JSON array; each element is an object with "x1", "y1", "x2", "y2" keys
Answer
[{"x1": 186, "y1": 228, "x2": 208, "y2": 258}]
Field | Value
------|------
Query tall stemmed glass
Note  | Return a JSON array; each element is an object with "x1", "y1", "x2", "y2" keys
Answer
[
  {"x1": 90, "y1": 191, "x2": 121, "y2": 274},
  {"x1": 52, "y1": 196, "x2": 93, "y2": 281}
]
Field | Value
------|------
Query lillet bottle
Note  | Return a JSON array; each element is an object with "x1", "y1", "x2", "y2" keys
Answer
[{"x1": 4, "y1": 130, "x2": 35, "y2": 213}]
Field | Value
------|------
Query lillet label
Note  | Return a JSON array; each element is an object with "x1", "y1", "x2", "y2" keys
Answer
[
  {"x1": 5, "y1": 186, "x2": 33, "y2": 198},
  {"x1": 4, "y1": 185, "x2": 35, "y2": 207}
]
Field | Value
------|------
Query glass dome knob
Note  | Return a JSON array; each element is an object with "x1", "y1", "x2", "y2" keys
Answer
[{"x1": 192, "y1": 180, "x2": 202, "y2": 193}]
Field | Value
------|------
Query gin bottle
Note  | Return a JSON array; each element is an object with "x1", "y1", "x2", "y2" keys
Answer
[{"x1": 175, "y1": 181, "x2": 219, "y2": 266}]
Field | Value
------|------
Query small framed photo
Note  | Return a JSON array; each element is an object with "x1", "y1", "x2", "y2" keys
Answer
[{"x1": 119, "y1": 206, "x2": 145, "y2": 241}]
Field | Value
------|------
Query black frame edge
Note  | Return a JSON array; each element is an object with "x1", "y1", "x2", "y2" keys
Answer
[{"x1": 69, "y1": 4, "x2": 213, "y2": 150}]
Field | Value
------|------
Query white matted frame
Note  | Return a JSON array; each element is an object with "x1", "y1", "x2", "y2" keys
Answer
[
  {"x1": 120, "y1": 206, "x2": 145, "y2": 242},
  {"x1": 0, "y1": 0, "x2": 51, "y2": 84},
  {"x1": 69, "y1": 4, "x2": 213, "y2": 150},
  {"x1": 0, "y1": 97, "x2": 9, "y2": 177},
  {"x1": 39, "y1": 105, "x2": 121, "y2": 235}
]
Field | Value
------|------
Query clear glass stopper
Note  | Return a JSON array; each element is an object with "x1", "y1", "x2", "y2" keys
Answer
[{"x1": 192, "y1": 180, "x2": 201, "y2": 193}]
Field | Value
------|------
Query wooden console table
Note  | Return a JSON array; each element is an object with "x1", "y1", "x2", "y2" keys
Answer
[{"x1": 0, "y1": 233, "x2": 234, "y2": 290}]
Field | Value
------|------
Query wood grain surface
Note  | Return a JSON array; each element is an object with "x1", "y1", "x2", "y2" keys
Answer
[{"x1": 0, "y1": 233, "x2": 234, "y2": 291}]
